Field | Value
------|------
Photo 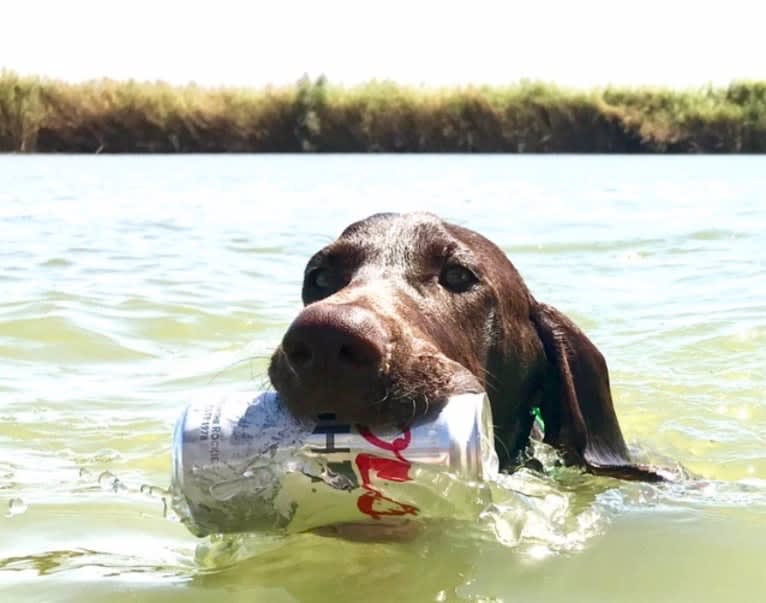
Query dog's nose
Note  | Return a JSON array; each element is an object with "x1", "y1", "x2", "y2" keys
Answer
[{"x1": 281, "y1": 304, "x2": 387, "y2": 380}]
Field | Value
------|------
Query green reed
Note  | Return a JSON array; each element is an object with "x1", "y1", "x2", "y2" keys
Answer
[{"x1": 1, "y1": 71, "x2": 765, "y2": 153}]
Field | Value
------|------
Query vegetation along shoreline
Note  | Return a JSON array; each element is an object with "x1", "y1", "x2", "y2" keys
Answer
[{"x1": 1, "y1": 71, "x2": 765, "y2": 153}]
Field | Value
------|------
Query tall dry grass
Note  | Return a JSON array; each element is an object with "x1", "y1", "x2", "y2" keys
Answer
[{"x1": 1, "y1": 71, "x2": 765, "y2": 152}]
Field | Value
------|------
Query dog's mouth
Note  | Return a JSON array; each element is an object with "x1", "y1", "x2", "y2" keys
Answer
[
  {"x1": 291, "y1": 394, "x2": 435, "y2": 429},
  {"x1": 268, "y1": 346, "x2": 481, "y2": 427}
]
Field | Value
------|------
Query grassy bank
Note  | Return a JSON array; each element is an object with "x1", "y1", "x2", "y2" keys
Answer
[{"x1": 1, "y1": 71, "x2": 765, "y2": 153}]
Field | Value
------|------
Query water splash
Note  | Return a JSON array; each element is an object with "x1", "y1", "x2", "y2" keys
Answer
[
  {"x1": 6, "y1": 497, "x2": 28, "y2": 517},
  {"x1": 97, "y1": 470, "x2": 127, "y2": 493},
  {"x1": 139, "y1": 483, "x2": 169, "y2": 498},
  {"x1": 140, "y1": 483, "x2": 170, "y2": 517}
]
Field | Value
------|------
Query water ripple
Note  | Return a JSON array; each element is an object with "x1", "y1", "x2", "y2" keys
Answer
[{"x1": 1, "y1": 155, "x2": 764, "y2": 601}]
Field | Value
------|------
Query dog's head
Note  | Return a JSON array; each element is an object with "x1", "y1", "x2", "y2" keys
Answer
[
  {"x1": 269, "y1": 212, "x2": 663, "y2": 480},
  {"x1": 268, "y1": 212, "x2": 537, "y2": 424}
]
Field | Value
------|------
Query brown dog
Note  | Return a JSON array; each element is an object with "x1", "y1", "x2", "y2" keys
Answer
[{"x1": 269, "y1": 212, "x2": 661, "y2": 481}]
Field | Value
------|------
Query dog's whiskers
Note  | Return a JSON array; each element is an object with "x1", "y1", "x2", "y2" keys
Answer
[
  {"x1": 472, "y1": 364, "x2": 501, "y2": 390},
  {"x1": 369, "y1": 389, "x2": 391, "y2": 407}
]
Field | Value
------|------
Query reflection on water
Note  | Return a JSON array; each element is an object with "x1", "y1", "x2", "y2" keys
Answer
[{"x1": 1, "y1": 155, "x2": 765, "y2": 602}]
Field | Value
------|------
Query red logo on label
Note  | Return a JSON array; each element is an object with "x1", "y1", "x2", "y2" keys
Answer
[{"x1": 354, "y1": 426, "x2": 419, "y2": 520}]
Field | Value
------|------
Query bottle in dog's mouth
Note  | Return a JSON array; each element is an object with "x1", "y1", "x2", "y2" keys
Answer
[{"x1": 170, "y1": 390, "x2": 498, "y2": 537}]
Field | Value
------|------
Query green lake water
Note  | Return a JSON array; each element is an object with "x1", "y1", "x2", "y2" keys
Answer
[{"x1": 1, "y1": 155, "x2": 764, "y2": 602}]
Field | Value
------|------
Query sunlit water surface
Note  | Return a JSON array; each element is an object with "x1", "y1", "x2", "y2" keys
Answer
[{"x1": 1, "y1": 155, "x2": 764, "y2": 602}]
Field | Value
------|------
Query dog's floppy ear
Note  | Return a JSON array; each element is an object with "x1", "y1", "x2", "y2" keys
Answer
[{"x1": 531, "y1": 303, "x2": 665, "y2": 482}]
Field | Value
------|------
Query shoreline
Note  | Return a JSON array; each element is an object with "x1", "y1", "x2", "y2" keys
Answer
[{"x1": 2, "y1": 72, "x2": 765, "y2": 153}]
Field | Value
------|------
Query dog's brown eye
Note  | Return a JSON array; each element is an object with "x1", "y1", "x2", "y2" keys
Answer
[
  {"x1": 440, "y1": 265, "x2": 478, "y2": 292},
  {"x1": 308, "y1": 268, "x2": 333, "y2": 290}
]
